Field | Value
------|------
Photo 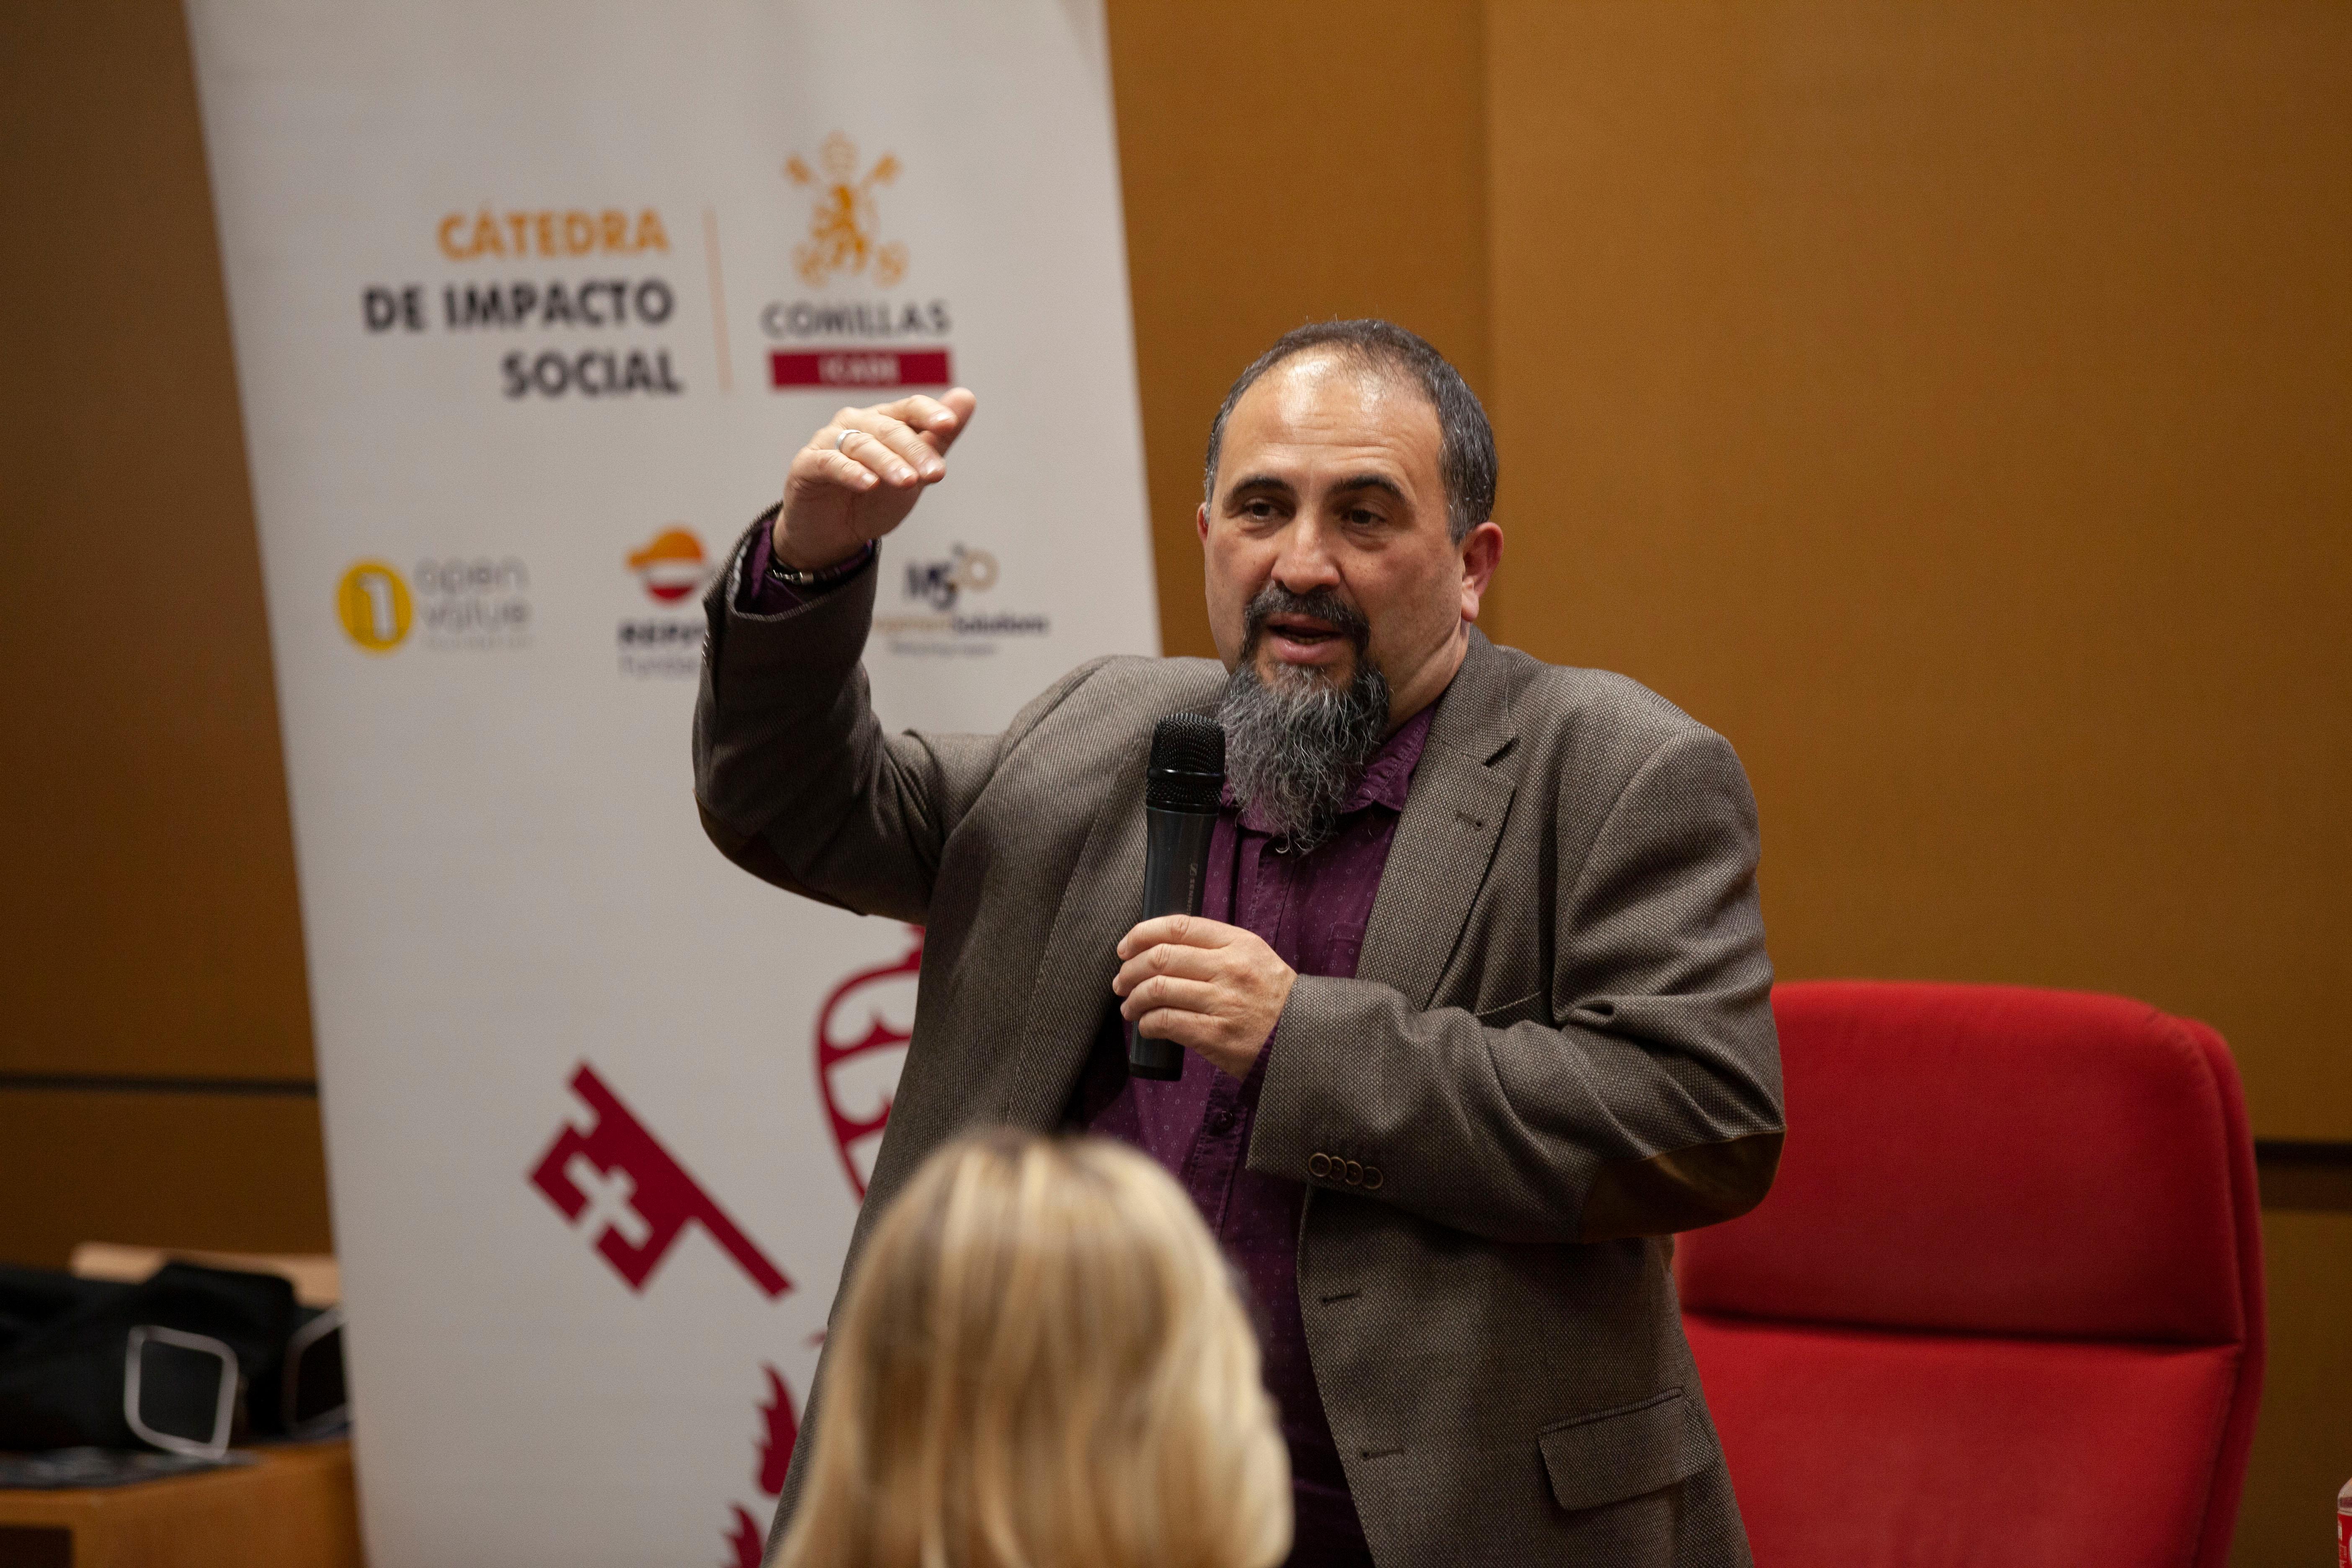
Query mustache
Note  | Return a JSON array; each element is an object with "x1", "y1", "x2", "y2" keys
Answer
[{"x1": 1240, "y1": 583, "x2": 1371, "y2": 658}]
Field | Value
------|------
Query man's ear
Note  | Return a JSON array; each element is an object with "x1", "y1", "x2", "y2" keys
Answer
[
  {"x1": 1196, "y1": 501, "x2": 1210, "y2": 544},
  {"x1": 1460, "y1": 521, "x2": 1504, "y2": 622}
]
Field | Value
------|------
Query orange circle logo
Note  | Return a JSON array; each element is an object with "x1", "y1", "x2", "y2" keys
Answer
[
  {"x1": 336, "y1": 561, "x2": 413, "y2": 652},
  {"x1": 628, "y1": 527, "x2": 710, "y2": 603}
]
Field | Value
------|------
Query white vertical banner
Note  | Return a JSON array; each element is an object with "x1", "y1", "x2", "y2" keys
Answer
[{"x1": 184, "y1": 4, "x2": 1155, "y2": 1563}]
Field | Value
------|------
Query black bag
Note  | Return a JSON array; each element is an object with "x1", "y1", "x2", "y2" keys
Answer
[{"x1": 0, "y1": 1261, "x2": 346, "y2": 1457}]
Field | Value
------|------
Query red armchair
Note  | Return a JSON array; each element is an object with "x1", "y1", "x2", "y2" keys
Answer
[{"x1": 1677, "y1": 982, "x2": 2265, "y2": 1568}]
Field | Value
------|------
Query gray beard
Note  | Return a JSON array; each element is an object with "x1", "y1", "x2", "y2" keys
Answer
[{"x1": 1217, "y1": 656, "x2": 1391, "y2": 852}]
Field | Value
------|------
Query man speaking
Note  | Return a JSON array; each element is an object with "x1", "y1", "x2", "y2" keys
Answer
[{"x1": 695, "y1": 321, "x2": 1785, "y2": 1566}]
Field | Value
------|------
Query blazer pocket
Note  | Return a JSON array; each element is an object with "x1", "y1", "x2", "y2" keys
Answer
[
  {"x1": 1537, "y1": 1387, "x2": 1707, "y2": 1513},
  {"x1": 1474, "y1": 990, "x2": 1549, "y2": 1029}
]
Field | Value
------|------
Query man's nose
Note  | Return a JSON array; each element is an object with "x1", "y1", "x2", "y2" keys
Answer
[{"x1": 1270, "y1": 514, "x2": 1342, "y2": 595}]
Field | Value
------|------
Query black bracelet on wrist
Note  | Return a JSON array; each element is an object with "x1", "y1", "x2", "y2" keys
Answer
[{"x1": 767, "y1": 539, "x2": 877, "y2": 590}]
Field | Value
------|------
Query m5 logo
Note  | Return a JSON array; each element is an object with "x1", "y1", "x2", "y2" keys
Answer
[{"x1": 903, "y1": 544, "x2": 998, "y2": 611}]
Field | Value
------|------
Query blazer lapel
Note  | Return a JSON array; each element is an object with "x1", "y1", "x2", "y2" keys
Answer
[
  {"x1": 1357, "y1": 632, "x2": 1518, "y2": 1010},
  {"x1": 1002, "y1": 677, "x2": 1230, "y2": 1127},
  {"x1": 1001, "y1": 730, "x2": 1150, "y2": 1128}
]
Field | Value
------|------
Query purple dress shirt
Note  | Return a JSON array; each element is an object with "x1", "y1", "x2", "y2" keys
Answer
[
  {"x1": 744, "y1": 535, "x2": 1429, "y2": 1566},
  {"x1": 1068, "y1": 707, "x2": 1433, "y2": 1568}
]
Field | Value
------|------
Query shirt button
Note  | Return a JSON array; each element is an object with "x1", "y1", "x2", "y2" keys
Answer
[
  {"x1": 1205, "y1": 1106, "x2": 1235, "y2": 1132},
  {"x1": 1271, "y1": 836, "x2": 1290, "y2": 855}
]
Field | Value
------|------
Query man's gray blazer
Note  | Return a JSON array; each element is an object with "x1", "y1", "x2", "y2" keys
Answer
[{"x1": 694, "y1": 529, "x2": 1785, "y2": 1567}]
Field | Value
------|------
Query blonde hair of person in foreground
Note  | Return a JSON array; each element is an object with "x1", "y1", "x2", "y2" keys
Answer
[{"x1": 773, "y1": 1130, "x2": 1292, "y2": 1568}]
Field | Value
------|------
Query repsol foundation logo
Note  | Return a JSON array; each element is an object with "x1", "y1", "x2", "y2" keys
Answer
[
  {"x1": 628, "y1": 527, "x2": 714, "y2": 604},
  {"x1": 761, "y1": 134, "x2": 955, "y2": 393},
  {"x1": 873, "y1": 544, "x2": 1048, "y2": 656},
  {"x1": 617, "y1": 526, "x2": 712, "y2": 679},
  {"x1": 336, "y1": 556, "x2": 531, "y2": 652},
  {"x1": 361, "y1": 202, "x2": 685, "y2": 400}
]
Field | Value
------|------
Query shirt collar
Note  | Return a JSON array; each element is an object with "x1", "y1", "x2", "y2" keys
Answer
[{"x1": 1225, "y1": 701, "x2": 1436, "y2": 830}]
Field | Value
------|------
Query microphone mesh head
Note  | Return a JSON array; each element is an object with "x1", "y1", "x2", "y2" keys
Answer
[
  {"x1": 1147, "y1": 713, "x2": 1225, "y2": 810},
  {"x1": 1149, "y1": 712, "x2": 1225, "y2": 776}
]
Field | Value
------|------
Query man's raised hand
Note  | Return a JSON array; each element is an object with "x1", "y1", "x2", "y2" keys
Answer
[{"x1": 774, "y1": 388, "x2": 977, "y2": 572}]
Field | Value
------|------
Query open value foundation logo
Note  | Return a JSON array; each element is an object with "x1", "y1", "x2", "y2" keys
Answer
[
  {"x1": 334, "y1": 555, "x2": 531, "y2": 653},
  {"x1": 335, "y1": 560, "x2": 413, "y2": 652}
]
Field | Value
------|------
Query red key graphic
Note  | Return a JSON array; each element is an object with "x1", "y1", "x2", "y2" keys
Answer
[{"x1": 529, "y1": 1063, "x2": 789, "y2": 1299}]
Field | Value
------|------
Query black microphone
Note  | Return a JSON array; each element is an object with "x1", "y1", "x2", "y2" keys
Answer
[{"x1": 1127, "y1": 713, "x2": 1226, "y2": 1081}]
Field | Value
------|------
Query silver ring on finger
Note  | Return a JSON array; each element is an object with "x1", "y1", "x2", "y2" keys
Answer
[{"x1": 833, "y1": 428, "x2": 861, "y2": 451}]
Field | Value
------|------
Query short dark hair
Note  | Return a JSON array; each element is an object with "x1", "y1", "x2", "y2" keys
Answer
[{"x1": 1202, "y1": 319, "x2": 1497, "y2": 543}]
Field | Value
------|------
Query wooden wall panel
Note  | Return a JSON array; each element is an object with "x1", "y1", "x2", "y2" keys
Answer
[
  {"x1": 1105, "y1": 0, "x2": 1493, "y2": 658},
  {"x1": 0, "y1": 1088, "x2": 333, "y2": 1268},
  {"x1": 0, "y1": 0, "x2": 314, "y2": 1082},
  {"x1": 2237, "y1": 1212, "x2": 2352, "y2": 1568},
  {"x1": 1485, "y1": 0, "x2": 2352, "y2": 1139}
]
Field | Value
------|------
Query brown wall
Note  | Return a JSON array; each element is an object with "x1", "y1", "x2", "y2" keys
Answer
[
  {"x1": 0, "y1": 0, "x2": 313, "y2": 1085},
  {"x1": 2240, "y1": 1211, "x2": 2352, "y2": 1568},
  {"x1": 1467, "y1": 11, "x2": 2352, "y2": 1555},
  {"x1": 1116, "y1": 0, "x2": 2352, "y2": 1146},
  {"x1": 1483, "y1": 0, "x2": 2352, "y2": 1146},
  {"x1": 0, "y1": 1090, "x2": 333, "y2": 1266},
  {"x1": 1108, "y1": 0, "x2": 1493, "y2": 659},
  {"x1": 3, "y1": 0, "x2": 2344, "y2": 1560},
  {"x1": 0, "y1": 0, "x2": 328, "y2": 1260}
]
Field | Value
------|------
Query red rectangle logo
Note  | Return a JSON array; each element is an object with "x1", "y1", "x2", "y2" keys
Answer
[{"x1": 770, "y1": 348, "x2": 952, "y2": 390}]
